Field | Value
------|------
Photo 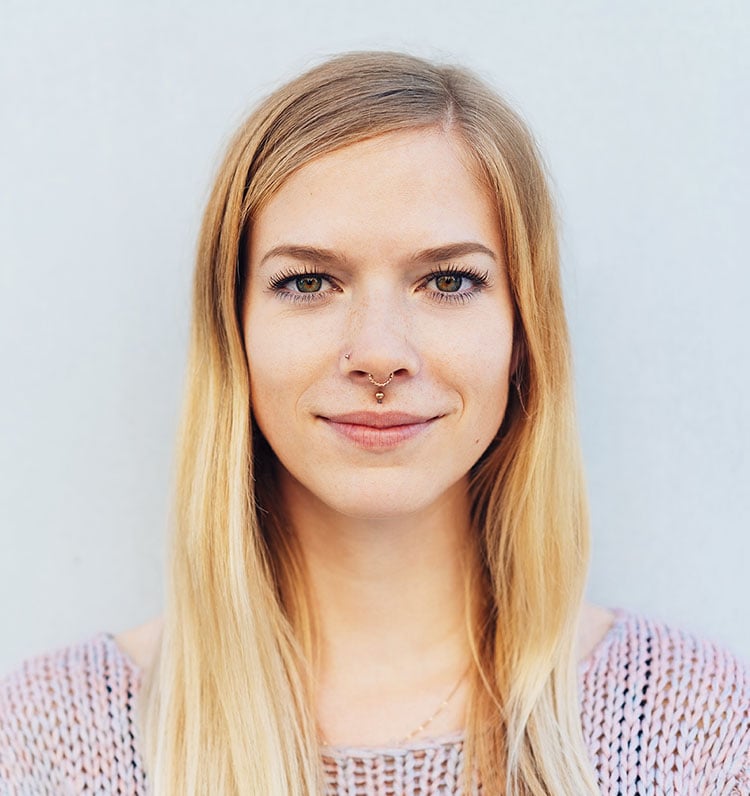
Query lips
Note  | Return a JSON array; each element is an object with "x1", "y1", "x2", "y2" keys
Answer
[
  {"x1": 323, "y1": 411, "x2": 437, "y2": 427},
  {"x1": 319, "y1": 411, "x2": 440, "y2": 449}
]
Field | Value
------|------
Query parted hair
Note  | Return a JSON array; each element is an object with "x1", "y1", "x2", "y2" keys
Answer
[{"x1": 140, "y1": 51, "x2": 598, "y2": 795}]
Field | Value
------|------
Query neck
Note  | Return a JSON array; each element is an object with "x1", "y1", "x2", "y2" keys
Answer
[
  {"x1": 283, "y1": 475, "x2": 475, "y2": 678},
  {"x1": 279, "y1": 475, "x2": 477, "y2": 745}
]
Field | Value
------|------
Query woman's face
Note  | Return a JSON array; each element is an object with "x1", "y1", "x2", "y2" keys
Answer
[{"x1": 242, "y1": 128, "x2": 515, "y2": 520}]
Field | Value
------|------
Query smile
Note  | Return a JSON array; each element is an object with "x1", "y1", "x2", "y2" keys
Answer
[{"x1": 320, "y1": 411, "x2": 440, "y2": 450}]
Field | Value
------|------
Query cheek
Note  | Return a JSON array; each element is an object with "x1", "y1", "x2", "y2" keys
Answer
[
  {"x1": 473, "y1": 366, "x2": 512, "y2": 432},
  {"x1": 244, "y1": 315, "x2": 288, "y2": 428},
  {"x1": 246, "y1": 355, "x2": 301, "y2": 468},
  {"x1": 454, "y1": 322, "x2": 514, "y2": 431},
  {"x1": 247, "y1": 342, "x2": 300, "y2": 419},
  {"x1": 243, "y1": 311, "x2": 330, "y2": 449},
  {"x1": 450, "y1": 311, "x2": 513, "y2": 381},
  {"x1": 244, "y1": 304, "x2": 320, "y2": 388}
]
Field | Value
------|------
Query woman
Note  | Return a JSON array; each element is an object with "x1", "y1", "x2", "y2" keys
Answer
[{"x1": 1, "y1": 51, "x2": 747, "y2": 795}]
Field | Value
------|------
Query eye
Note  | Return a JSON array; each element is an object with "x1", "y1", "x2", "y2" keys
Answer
[
  {"x1": 422, "y1": 265, "x2": 490, "y2": 302},
  {"x1": 294, "y1": 275, "x2": 324, "y2": 293},
  {"x1": 433, "y1": 273, "x2": 464, "y2": 293},
  {"x1": 267, "y1": 268, "x2": 340, "y2": 304}
]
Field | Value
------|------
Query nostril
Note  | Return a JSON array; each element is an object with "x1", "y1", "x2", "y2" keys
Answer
[{"x1": 345, "y1": 363, "x2": 415, "y2": 384}]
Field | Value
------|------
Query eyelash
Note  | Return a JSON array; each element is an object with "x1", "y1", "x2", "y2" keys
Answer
[{"x1": 267, "y1": 264, "x2": 491, "y2": 305}]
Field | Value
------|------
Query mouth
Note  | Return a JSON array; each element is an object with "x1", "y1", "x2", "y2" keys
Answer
[{"x1": 319, "y1": 411, "x2": 441, "y2": 449}]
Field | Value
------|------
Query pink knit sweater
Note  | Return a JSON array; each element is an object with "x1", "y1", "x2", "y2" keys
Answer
[{"x1": 1, "y1": 611, "x2": 748, "y2": 794}]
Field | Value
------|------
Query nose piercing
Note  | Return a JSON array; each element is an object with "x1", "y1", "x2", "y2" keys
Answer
[
  {"x1": 367, "y1": 373, "x2": 394, "y2": 388},
  {"x1": 368, "y1": 372, "x2": 394, "y2": 404}
]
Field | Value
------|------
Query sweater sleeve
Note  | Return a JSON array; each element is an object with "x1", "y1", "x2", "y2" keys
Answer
[
  {"x1": 0, "y1": 635, "x2": 146, "y2": 795},
  {"x1": 580, "y1": 612, "x2": 750, "y2": 795}
]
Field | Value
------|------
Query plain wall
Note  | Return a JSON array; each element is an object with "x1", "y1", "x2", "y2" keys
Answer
[{"x1": 1, "y1": 0, "x2": 748, "y2": 673}]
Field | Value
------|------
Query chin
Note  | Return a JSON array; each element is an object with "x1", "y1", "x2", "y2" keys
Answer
[
  {"x1": 330, "y1": 495, "x2": 431, "y2": 521},
  {"x1": 298, "y1": 469, "x2": 469, "y2": 523}
]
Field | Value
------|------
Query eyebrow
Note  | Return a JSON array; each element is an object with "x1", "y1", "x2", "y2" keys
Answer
[{"x1": 257, "y1": 241, "x2": 497, "y2": 270}]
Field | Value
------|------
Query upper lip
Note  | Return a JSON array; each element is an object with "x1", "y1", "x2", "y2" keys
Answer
[{"x1": 321, "y1": 411, "x2": 439, "y2": 428}]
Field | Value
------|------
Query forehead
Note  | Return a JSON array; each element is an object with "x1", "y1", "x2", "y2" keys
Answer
[{"x1": 248, "y1": 128, "x2": 499, "y2": 266}]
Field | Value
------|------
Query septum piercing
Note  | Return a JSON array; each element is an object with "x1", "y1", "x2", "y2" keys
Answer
[
  {"x1": 367, "y1": 372, "x2": 394, "y2": 388},
  {"x1": 368, "y1": 372, "x2": 394, "y2": 404}
]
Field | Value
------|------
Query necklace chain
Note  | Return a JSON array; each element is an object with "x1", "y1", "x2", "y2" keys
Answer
[{"x1": 319, "y1": 665, "x2": 471, "y2": 748}]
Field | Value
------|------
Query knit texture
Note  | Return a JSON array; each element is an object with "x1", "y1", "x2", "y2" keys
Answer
[{"x1": 1, "y1": 612, "x2": 748, "y2": 795}]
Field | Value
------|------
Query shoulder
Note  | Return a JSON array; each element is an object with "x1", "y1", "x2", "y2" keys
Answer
[
  {"x1": 576, "y1": 602, "x2": 617, "y2": 662},
  {"x1": 0, "y1": 632, "x2": 146, "y2": 793},
  {"x1": 580, "y1": 610, "x2": 750, "y2": 794},
  {"x1": 114, "y1": 616, "x2": 163, "y2": 672}
]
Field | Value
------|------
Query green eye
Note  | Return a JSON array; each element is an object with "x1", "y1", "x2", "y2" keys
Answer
[
  {"x1": 295, "y1": 275, "x2": 324, "y2": 293},
  {"x1": 434, "y1": 274, "x2": 463, "y2": 292}
]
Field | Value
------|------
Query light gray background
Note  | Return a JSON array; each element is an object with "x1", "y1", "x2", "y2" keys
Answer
[{"x1": 1, "y1": 0, "x2": 748, "y2": 673}]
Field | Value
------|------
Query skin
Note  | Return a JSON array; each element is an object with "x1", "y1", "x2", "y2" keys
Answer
[{"x1": 116, "y1": 128, "x2": 615, "y2": 745}]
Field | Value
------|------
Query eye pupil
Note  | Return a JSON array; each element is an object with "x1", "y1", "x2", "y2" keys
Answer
[
  {"x1": 435, "y1": 274, "x2": 462, "y2": 292},
  {"x1": 296, "y1": 275, "x2": 323, "y2": 293}
]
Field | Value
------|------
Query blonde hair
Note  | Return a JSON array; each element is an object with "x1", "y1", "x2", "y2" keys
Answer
[{"x1": 140, "y1": 51, "x2": 597, "y2": 795}]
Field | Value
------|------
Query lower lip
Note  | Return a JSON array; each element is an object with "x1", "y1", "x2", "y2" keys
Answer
[{"x1": 322, "y1": 419, "x2": 436, "y2": 450}]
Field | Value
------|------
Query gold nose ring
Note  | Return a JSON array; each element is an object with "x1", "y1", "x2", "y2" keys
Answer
[
  {"x1": 368, "y1": 372, "x2": 394, "y2": 404},
  {"x1": 367, "y1": 372, "x2": 394, "y2": 388}
]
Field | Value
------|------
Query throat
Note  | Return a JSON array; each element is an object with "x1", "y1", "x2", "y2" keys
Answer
[
  {"x1": 287, "y1": 485, "x2": 480, "y2": 747},
  {"x1": 316, "y1": 653, "x2": 473, "y2": 748}
]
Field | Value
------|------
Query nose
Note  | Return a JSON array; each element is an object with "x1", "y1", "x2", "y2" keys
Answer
[{"x1": 340, "y1": 294, "x2": 421, "y2": 387}]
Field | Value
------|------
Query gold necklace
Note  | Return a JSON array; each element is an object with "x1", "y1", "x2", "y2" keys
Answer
[{"x1": 319, "y1": 664, "x2": 471, "y2": 748}]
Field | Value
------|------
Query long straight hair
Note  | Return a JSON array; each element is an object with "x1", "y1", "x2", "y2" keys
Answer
[{"x1": 140, "y1": 51, "x2": 598, "y2": 795}]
